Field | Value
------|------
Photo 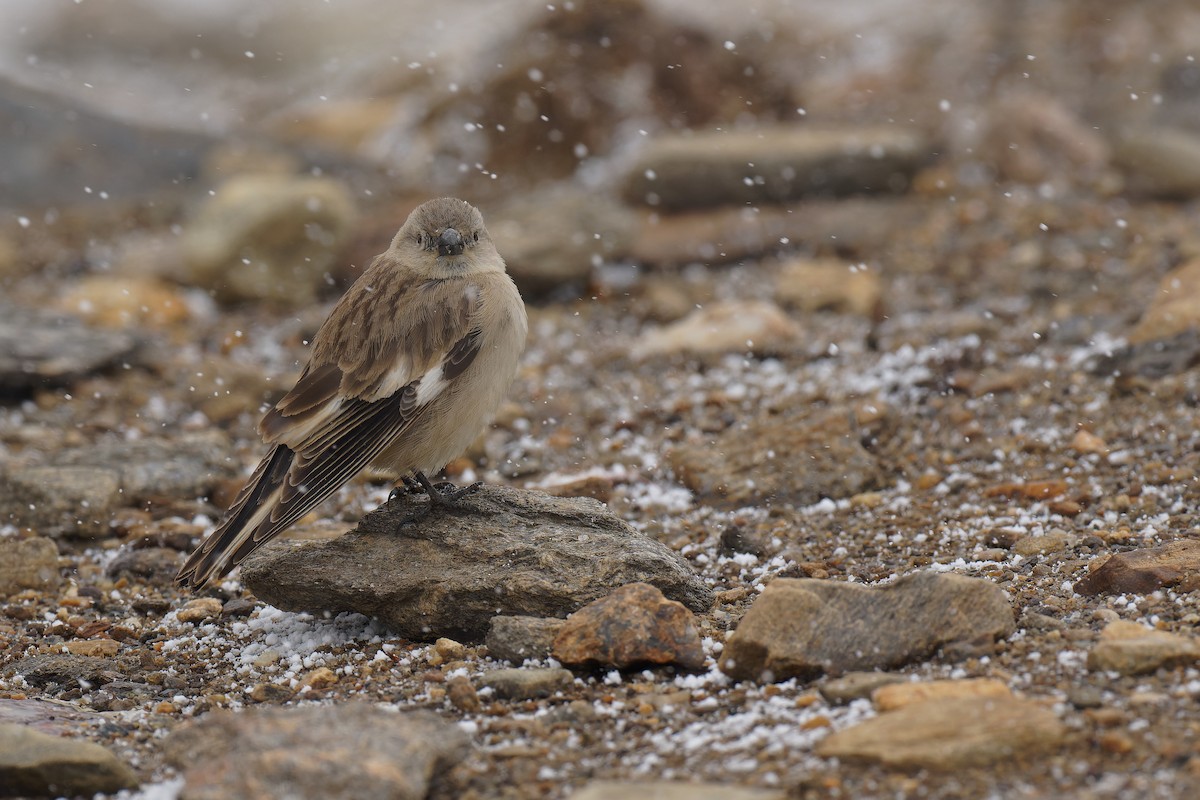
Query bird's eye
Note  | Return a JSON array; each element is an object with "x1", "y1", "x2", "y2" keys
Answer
[
  {"x1": 472, "y1": 231, "x2": 479, "y2": 242},
  {"x1": 414, "y1": 233, "x2": 424, "y2": 247}
]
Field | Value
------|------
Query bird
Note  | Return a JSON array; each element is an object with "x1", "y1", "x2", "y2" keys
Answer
[{"x1": 176, "y1": 197, "x2": 528, "y2": 589}]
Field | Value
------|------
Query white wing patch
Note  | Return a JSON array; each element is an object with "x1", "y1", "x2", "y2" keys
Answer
[{"x1": 414, "y1": 364, "x2": 449, "y2": 406}]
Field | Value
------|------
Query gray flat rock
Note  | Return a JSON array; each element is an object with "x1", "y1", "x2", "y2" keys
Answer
[
  {"x1": 480, "y1": 667, "x2": 574, "y2": 700},
  {"x1": 625, "y1": 124, "x2": 930, "y2": 211},
  {"x1": 486, "y1": 615, "x2": 565, "y2": 663},
  {"x1": 0, "y1": 467, "x2": 121, "y2": 538},
  {"x1": 242, "y1": 485, "x2": 713, "y2": 642},
  {"x1": 162, "y1": 704, "x2": 467, "y2": 800},
  {"x1": 56, "y1": 430, "x2": 238, "y2": 502},
  {"x1": 0, "y1": 303, "x2": 140, "y2": 393},
  {"x1": 721, "y1": 573, "x2": 1015, "y2": 682}
]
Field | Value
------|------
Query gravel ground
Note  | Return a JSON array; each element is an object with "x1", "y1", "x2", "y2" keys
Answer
[{"x1": 4, "y1": 181, "x2": 1200, "y2": 798}]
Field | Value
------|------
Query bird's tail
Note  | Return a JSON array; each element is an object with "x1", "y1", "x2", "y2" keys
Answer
[{"x1": 175, "y1": 445, "x2": 294, "y2": 589}]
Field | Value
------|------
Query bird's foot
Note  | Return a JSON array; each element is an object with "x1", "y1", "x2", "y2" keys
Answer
[{"x1": 391, "y1": 472, "x2": 482, "y2": 533}]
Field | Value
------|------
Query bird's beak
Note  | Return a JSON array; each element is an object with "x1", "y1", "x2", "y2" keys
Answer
[{"x1": 437, "y1": 228, "x2": 465, "y2": 257}]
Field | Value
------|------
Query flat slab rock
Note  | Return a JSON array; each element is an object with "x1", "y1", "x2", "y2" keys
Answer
[
  {"x1": 56, "y1": 430, "x2": 238, "y2": 502},
  {"x1": 720, "y1": 572, "x2": 1015, "y2": 681},
  {"x1": 0, "y1": 303, "x2": 140, "y2": 393},
  {"x1": 624, "y1": 124, "x2": 930, "y2": 211},
  {"x1": 163, "y1": 704, "x2": 467, "y2": 800},
  {"x1": 816, "y1": 696, "x2": 1067, "y2": 770},
  {"x1": 242, "y1": 485, "x2": 714, "y2": 643},
  {"x1": 0, "y1": 722, "x2": 138, "y2": 797}
]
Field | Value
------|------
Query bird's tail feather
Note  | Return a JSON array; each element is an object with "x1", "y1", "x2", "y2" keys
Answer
[{"x1": 175, "y1": 445, "x2": 294, "y2": 589}]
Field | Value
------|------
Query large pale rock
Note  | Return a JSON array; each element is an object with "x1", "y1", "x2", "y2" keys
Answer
[
  {"x1": 181, "y1": 174, "x2": 358, "y2": 307},
  {"x1": 1087, "y1": 620, "x2": 1200, "y2": 676},
  {"x1": 633, "y1": 300, "x2": 801, "y2": 359},
  {"x1": 629, "y1": 199, "x2": 925, "y2": 268},
  {"x1": 242, "y1": 485, "x2": 713, "y2": 643},
  {"x1": 162, "y1": 705, "x2": 467, "y2": 800},
  {"x1": 491, "y1": 189, "x2": 636, "y2": 295},
  {"x1": 0, "y1": 723, "x2": 138, "y2": 796},
  {"x1": 1129, "y1": 258, "x2": 1200, "y2": 344},
  {"x1": 720, "y1": 574, "x2": 1015, "y2": 682},
  {"x1": 56, "y1": 430, "x2": 238, "y2": 502},
  {"x1": 776, "y1": 258, "x2": 884, "y2": 319},
  {"x1": 1114, "y1": 127, "x2": 1200, "y2": 200},
  {"x1": 625, "y1": 125, "x2": 930, "y2": 211},
  {"x1": 816, "y1": 696, "x2": 1066, "y2": 770},
  {"x1": 0, "y1": 78, "x2": 209, "y2": 210}
]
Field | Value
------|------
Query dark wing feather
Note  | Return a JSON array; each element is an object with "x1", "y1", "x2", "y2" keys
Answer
[
  {"x1": 175, "y1": 444, "x2": 294, "y2": 587},
  {"x1": 261, "y1": 363, "x2": 344, "y2": 440},
  {"x1": 224, "y1": 384, "x2": 421, "y2": 566},
  {"x1": 443, "y1": 327, "x2": 483, "y2": 381}
]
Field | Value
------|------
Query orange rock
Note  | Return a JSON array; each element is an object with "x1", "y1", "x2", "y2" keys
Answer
[
  {"x1": 984, "y1": 480, "x2": 1068, "y2": 501},
  {"x1": 552, "y1": 582, "x2": 705, "y2": 671}
]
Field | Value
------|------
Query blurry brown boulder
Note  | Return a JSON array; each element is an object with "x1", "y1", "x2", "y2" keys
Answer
[
  {"x1": 977, "y1": 90, "x2": 1110, "y2": 186},
  {"x1": 181, "y1": 174, "x2": 358, "y2": 307},
  {"x1": 414, "y1": 0, "x2": 796, "y2": 184},
  {"x1": 629, "y1": 199, "x2": 924, "y2": 268},
  {"x1": 490, "y1": 189, "x2": 637, "y2": 295},
  {"x1": 0, "y1": 538, "x2": 61, "y2": 597},
  {"x1": 0, "y1": 467, "x2": 121, "y2": 538}
]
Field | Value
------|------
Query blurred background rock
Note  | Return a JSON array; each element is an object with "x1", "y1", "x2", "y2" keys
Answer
[{"x1": 2, "y1": 0, "x2": 1200, "y2": 308}]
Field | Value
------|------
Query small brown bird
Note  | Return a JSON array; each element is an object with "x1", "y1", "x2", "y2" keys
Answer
[{"x1": 176, "y1": 198, "x2": 527, "y2": 588}]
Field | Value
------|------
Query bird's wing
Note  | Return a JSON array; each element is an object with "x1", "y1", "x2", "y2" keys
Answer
[{"x1": 175, "y1": 278, "x2": 484, "y2": 588}]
